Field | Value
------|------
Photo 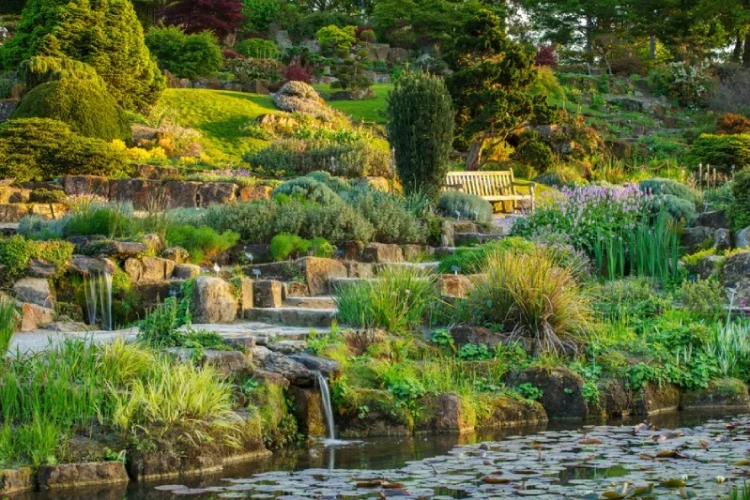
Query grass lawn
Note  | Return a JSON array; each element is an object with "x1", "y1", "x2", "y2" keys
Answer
[
  {"x1": 157, "y1": 89, "x2": 278, "y2": 164},
  {"x1": 313, "y1": 83, "x2": 393, "y2": 124}
]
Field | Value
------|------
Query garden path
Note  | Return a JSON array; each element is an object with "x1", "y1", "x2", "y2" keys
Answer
[{"x1": 8, "y1": 322, "x2": 324, "y2": 355}]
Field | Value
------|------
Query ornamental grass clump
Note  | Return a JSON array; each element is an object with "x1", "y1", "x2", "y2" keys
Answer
[
  {"x1": 335, "y1": 267, "x2": 438, "y2": 334},
  {"x1": 0, "y1": 300, "x2": 18, "y2": 357},
  {"x1": 468, "y1": 246, "x2": 593, "y2": 355}
]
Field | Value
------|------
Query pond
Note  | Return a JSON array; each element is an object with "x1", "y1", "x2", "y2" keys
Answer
[{"x1": 27, "y1": 412, "x2": 750, "y2": 499}]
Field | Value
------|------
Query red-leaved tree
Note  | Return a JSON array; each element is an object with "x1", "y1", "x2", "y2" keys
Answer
[
  {"x1": 535, "y1": 44, "x2": 557, "y2": 67},
  {"x1": 284, "y1": 62, "x2": 313, "y2": 83},
  {"x1": 162, "y1": 0, "x2": 243, "y2": 39}
]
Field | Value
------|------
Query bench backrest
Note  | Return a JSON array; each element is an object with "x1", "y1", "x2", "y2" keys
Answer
[{"x1": 445, "y1": 171, "x2": 516, "y2": 197}]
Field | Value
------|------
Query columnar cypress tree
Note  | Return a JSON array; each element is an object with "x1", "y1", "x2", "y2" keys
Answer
[
  {"x1": 0, "y1": 0, "x2": 164, "y2": 111},
  {"x1": 386, "y1": 70, "x2": 454, "y2": 202}
]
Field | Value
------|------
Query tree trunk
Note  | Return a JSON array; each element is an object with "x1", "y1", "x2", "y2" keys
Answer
[
  {"x1": 743, "y1": 32, "x2": 750, "y2": 67},
  {"x1": 466, "y1": 141, "x2": 483, "y2": 171},
  {"x1": 649, "y1": 35, "x2": 656, "y2": 60},
  {"x1": 733, "y1": 34, "x2": 743, "y2": 62}
]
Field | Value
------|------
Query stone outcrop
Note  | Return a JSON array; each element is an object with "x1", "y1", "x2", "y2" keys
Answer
[
  {"x1": 19, "y1": 303, "x2": 55, "y2": 332},
  {"x1": 681, "y1": 226, "x2": 715, "y2": 254},
  {"x1": 722, "y1": 251, "x2": 750, "y2": 305},
  {"x1": 124, "y1": 257, "x2": 175, "y2": 283},
  {"x1": 505, "y1": 367, "x2": 588, "y2": 420},
  {"x1": 37, "y1": 462, "x2": 129, "y2": 490},
  {"x1": 362, "y1": 243, "x2": 403, "y2": 263},
  {"x1": 12, "y1": 277, "x2": 52, "y2": 308},
  {"x1": 254, "y1": 280, "x2": 283, "y2": 308},
  {"x1": 191, "y1": 277, "x2": 237, "y2": 324},
  {"x1": 681, "y1": 378, "x2": 750, "y2": 411}
]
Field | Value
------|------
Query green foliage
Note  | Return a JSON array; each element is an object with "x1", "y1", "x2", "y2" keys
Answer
[
  {"x1": 513, "y1": 132, "x2": 555, "y2": 173},
  {"x1": 165, "y1": 225, "x2": 239, "y2": 264},
  {"x1": 675, "y1": 278, "x2": 725, "y2": 318},
  {"x1": 468, "y1": 246, "x2": 592, "y2": 354},
  {"x1": 272, "y1": 176, "x2": 342, "y2": 205},
  {"x1": 145, "y1": 27, "x2": 223, "y2": 79},
  {"x1": 137, "y1": 282, "x2": 194, "y2": 348},
  {"x1": 0, "y1": 235, "x2": 73, "y2": 284},
  {"x1": 315, "y1": 24, "x2": 356, "y2": 53},
  {"x1": 386, "y1": 70, "x2": 454, "y2": 202},
  {"x1": 438, "y1": 237, "x2": 536, "y2": 274},
  {"x1": 235, "y1": 38, "x2": 279, "y2": 59},
  {"x1": 706, "y1": 321, "x2": 750, "y2": 379},
  {"x1": 638, "y1": 178, "x2": 698, "y2": 203},
  {"x1": 225, "y1": 58, "x2": 285, "y2": 84},
  {"x1": 12, "y1": 78, "x2": 130, "y2": 141},
  {"x1": 445, "y1": 9, "x2": 548, "y2": 168},
  {"x1": 731, "y1": 168, "x2": 750, "y2": 230},
  {"x1": 516, "y1": 383, "x2": 543, "y2": 401},
  {"x1": 643, "y1": 194, "x2": 696, "y2": 224},
  {"x1": 331, "y1": 48, "x2": 373, "y2": 92},
  {"x1": 1, "y1": 0, "x2": 165, "y2": 110},
  {"x1": 245, "y1": 138, "x2": 390, "y2": 178},
  {"x1": 0, "y1": 118, "x2": 126, "y2": 182},
  {"x1": 241, "y1": 0, "x2": 281, "y2": 32},
  {"x1": 342, "y1": 186, "x2": 428, "y2": 244},
  {"x1": 270, "y1": 233, "x2": 334, "y2": 261},
  {"x1": 647, "y1": 63, "x2": 711, "y2": 107},
  {"x1": 204, "y1": 199, "x2": 376, "y2": 244},
  {"x1": 689, "y1": 134, "x2": 750, "y2": 174},
  {"x1": 0, "y1": 300, "x2": 19, "y2": 357},
  {"x1": 591, "y1": 277, "x2": 666, "y2": 322},
  {"x1": 436, "y1": 191, "x2": 493, "y2": 223},
  {"x1": 457, "y1": 343, "x2": 493, "y2": 361},
  {"x1": 335, "y1": 267, "x2": 437, "y2": 334},
  {"x1": 63, "y1": 205, "x2": 133, "y2": 239},
  {"x1": 19, "y1": 56, "x2": 106, "y2": 92}
]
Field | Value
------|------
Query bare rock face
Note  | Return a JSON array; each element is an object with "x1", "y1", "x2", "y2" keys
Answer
[
  {"x1": 124, "y1": 257, "x2": 175, "y2": 283},
  {"x1": 0, "y1": 467, "x2": 33, "y2": 494},
  {"x1": 198, "y1": 182, "x2": 237, "y2": 207},
  {"x1": 254, "y1": 280, "x2": 283, "y2": 308},
  {"x1": 714, "y1": 228, "x2": 732, "y2": 252},
  {"x1": 250, "y1": 346, "x2": 315, "y2": 387},
  {"x1": 362, "y1": 243, "x2": 403, "y2": 263},
  {"x1": 681, "y1": 226, "x2": 715, "y2": 254},
  {"x1": 37, "y1": 462, "x2": 129, "y2": 489},
  {"x1": 505, "y1": 367, "x2": 588, "y2": 420},
  {"x1": 19, "y1": 303, "x2": 55, "y2": 332},
  {"x1": 439, "y1": 274, "x2": 474, "y2": 298},
  {"x1": 736, "y1": 226, "x2": 750, "y2": 249},
  {"x1": 173, "y1": 263, "x2": 201, "y2": 280},
  {"x1": 722, "y1": 251, "x2": 750, "y2": 305},
  {"x1": 696, "y1": 210, "x2": 728, "y2": 229},
  {"x1": 62, "y1": 175, "x2": 109, "y2": 198},
  {"x1": 12, "y1": 277, "x2": 52, "y2": 308},
  {"x1": 191, "y1": 276, "x2": 238, "y2": 324}
]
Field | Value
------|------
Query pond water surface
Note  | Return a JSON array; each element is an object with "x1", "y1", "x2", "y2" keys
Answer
[{"x1": 27, "y1": 411, "x2": 750, "y2": 499}]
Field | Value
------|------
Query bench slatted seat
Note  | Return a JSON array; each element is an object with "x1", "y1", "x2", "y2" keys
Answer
[{"x1": 444, "y1": 170, "x2": 535, "y2": 213}]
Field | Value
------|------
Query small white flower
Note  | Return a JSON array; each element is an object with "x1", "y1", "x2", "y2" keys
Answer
[{"x1": 716, "y1": 476, "x2": 726, "y2": 484}]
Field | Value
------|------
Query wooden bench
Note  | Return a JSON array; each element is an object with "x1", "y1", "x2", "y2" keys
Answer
[{"x1": 444, "y1": 170, "x2": 535, "y2": 213}]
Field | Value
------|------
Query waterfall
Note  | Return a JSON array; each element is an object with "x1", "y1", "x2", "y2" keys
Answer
[
  {"x1": 83, "y1": 270, "x2": 113, "y2": 331},
  {"x1": 316, "y1": 371, "x2": 336, "y2": 441}
]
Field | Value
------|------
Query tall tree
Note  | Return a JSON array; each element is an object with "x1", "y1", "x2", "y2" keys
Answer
[
  {"x1": 445, "y1": 9, "x2": 547, "y2": 170},
  {"x1": 386, "y1": 70, "x2": 454, "y2": 201},
  {"x1": 162, "y1": 0, "x2": 243, "y2": 40},
  {"x1": 0, "y1": 0, "x2": 164, "y2": 111}
]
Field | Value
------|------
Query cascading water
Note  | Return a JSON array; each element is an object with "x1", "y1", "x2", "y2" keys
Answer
[
  {"x1": 316, "y1": 371, "x2": 336, "y2": 441},
  {"x1": 83, "y1": 270, "x2": 113, "y2": 331}
]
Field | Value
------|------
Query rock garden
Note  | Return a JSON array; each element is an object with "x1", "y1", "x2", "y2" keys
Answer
[{"x1": 3, "y1": 0, "x2": 750, "y2": 498}]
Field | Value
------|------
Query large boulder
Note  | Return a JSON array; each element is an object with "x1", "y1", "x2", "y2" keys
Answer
[
  {"x1": 288, "y1": 386, "x2": 327, "y2": 437},
  {"x1": 272, "y1": 81, "x2": 335, "y2": 120},
  {"x1": 19, "y1": 303, "x2": 55, "y2": 332},
  {"x1": 191, "y1": 277, "x2": 237, "y2": 324},
  {"x1": 69, "y1": 256, "x2": 116, "y2": 275},
  {"x1": 714, "y1": 228, "x2": 732, "y2": 252},
  {"x1": 124, "y1": 257, "x2": 175, "y2": 283},
  {"x1": 439, "y1": 274, "x2": 474, "y2": 298},
  {"x1": 682, "y1": 226, "x2": 715, "y2": 254},
  {"x1": 161, "y1": 181, "x2": 200, "y2": 209},
  {"x1": 362, "y1": 243, "x2": 403, "y2": 263},
  {"x1": 288, "y1": 352, "x2": 340, "y2": 377},
  {"x1": 696, "y1": 255, "x2": 723, "y2": 279},
  {"x1": 736, "y1": 226, "x2": 750, "y2": 250},
  {"x1": 0, "y1": 467, "x2": 33, "y2": 495},
  {"x1": 250, "y1": 346, "x2": 316, "y2": 387},
  {"x1": 198, "y1": 182, "x2": 237, "y2": 207},
  {"x1": 721, "y1": 251, "x2": 750, "y2": 305},
  {"x1": 681, "y1": 378, "x2": 750, "y2": 411},
  {"x1": 696, "y1": 210, "x2": 728, "y2": 229},
  {"x1": 250, "y1": 257, "x2": 347, "y2": 297},
  {"x1": 81, "y1": 240, "x2": 147, "y2": 258},
  {"x1": 12, "y1": 278, "x2": 52, "y2": 308},
  {"x1": 505, "y1": 367, "x2": 588, "y2": 420},
  {"x1": 109, "y1": 179, "x2": 161, "y2": 210},
  {"x1": 449, "y1": 325, "x2": 501, "y2": 350},
  {"x1": 172, "y1": 263, "x2": 201, "y2": 280},
  {"x1": 254, "y1": 280, "x2": 283, "y2": 308}
]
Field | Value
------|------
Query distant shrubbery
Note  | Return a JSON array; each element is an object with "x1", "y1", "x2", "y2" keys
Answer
[
  {"x1": 245, "y1": 138, "x2": 390, "y2": 177},
  {"x1": 270, "y1": 233, "x2": 334, "y2": 261},
  {"x1": 225, "y1": 58, "x2": 284, "y2": 84},
  {"x1": 0, "y1": 118, "x2": 126, "y2": 182},
  {"x1": 731, "y1": 169, "x2": 750, "y2": 230},
  {"x1": 235, "y1": 38, "x2": 279, "y2": 59},
  {"x1": 145, "y1": 27, "x2": 223, "y2": 79},
  {"x1": 688, "y1": 134, "x2": 750, "y2": 174},
  {"x1": 165, "y1": 225, "x2": 240, "y2": 264}
]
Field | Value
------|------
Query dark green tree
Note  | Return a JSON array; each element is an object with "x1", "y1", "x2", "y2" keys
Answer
[
  {"x1": 0, "y1": 0, "x2": 26, "y2": 15},
  {"x1": 145, "y1": 27, "x2": 223, "y2": 79},
  {"x1": 445, "y1": 9, "x2": 548, "y2": 170},
  {"x1": 386, "y1": 70, "x2": 454, "y2": 201},
  {"x1": 0, "y1": 0, "x2": 164, "y2": 111},
  {"x1": 11, "y1": 78, "x2": 130, "y2": 141}
]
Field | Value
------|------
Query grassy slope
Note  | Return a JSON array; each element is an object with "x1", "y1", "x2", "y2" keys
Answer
[
  {"x1": 313, "y1": 83, "x2": 393, "y2": 124},
  {"x1": 158, "y1": 89, "x2": 278, "y2": 163}
]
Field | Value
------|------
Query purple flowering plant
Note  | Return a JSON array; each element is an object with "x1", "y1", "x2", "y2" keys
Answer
[{"x1": 511, "y1": 184, "x2": 654, "y2": 251}]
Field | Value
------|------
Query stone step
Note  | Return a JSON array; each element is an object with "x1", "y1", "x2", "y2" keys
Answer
[
  {"x1": 0, "y1": 223, "x2": 18, "y2": 236},
  {"x1": 246, "y1": 307, "x2": 337, "y2": 328},
  {"x1": 284, "y1": 296, "x2": 337, "y2": 309},
  {"x1": 374, "y1": 261, "x2": 440, "y2": 275}
]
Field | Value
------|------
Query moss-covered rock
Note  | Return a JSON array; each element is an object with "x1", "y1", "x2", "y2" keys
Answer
[
  {"x1": 505, "y1": 367, "x2": 588, "y2": 420},
  {"x1": 336, "y1": 389, "x2": 412, "y2": 438},
  {"x1": 681, "y1": 378, "x2": 750, "y2": 411},
  {"x1": 632, "y1": 382, "x2": 681, "y2": 415},
  {"x1": 476, "y1": 394, "x2": 547, "y2": 429}
]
